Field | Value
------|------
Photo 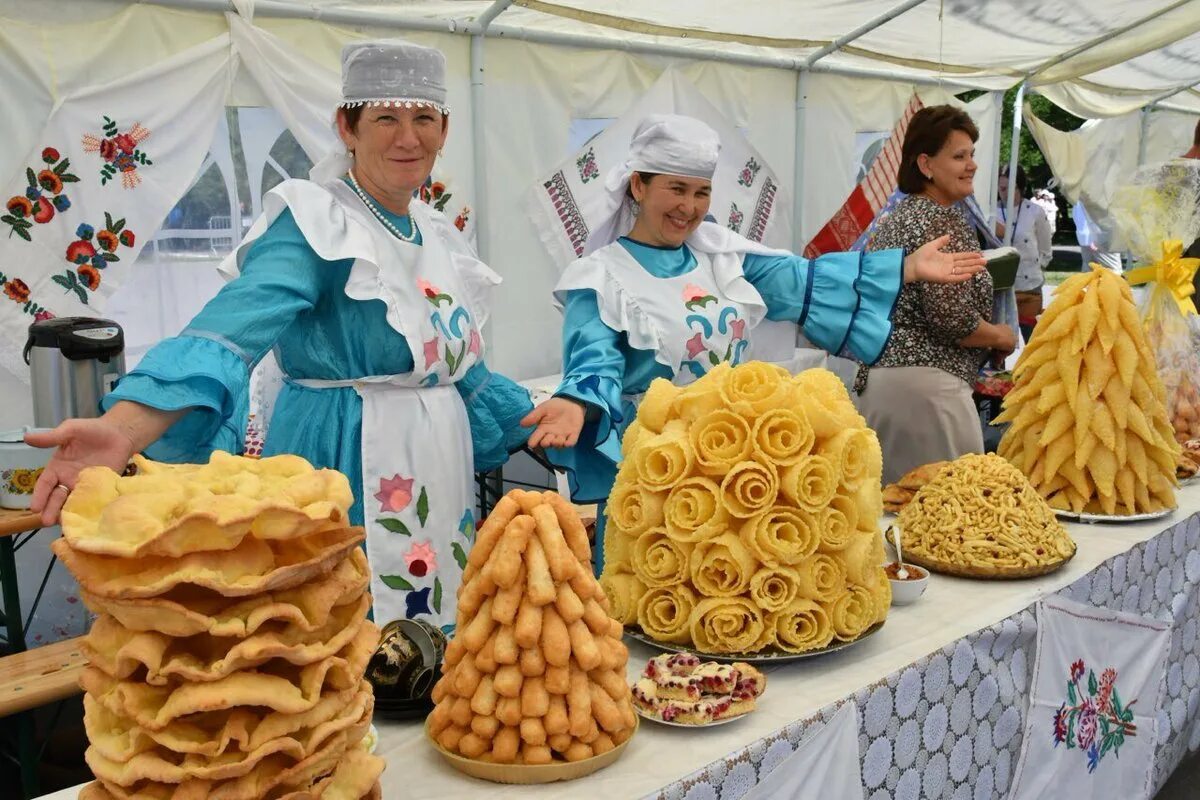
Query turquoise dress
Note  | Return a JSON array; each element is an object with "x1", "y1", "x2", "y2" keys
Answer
[
  {"x1": 547, "y1": 236, "x2": 904, "y2": 572},
  {"x1": 103, "y1": 204, "x2": 533, "y2": 528}
]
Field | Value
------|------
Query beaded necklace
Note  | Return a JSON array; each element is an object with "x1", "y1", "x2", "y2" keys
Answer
[{"x1": 347, "y1": 169, "x2": 419, "y2": 243}]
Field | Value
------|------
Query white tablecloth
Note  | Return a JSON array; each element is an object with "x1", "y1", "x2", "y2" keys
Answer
[{"x1": 41, "y1": 486, "x2": 1200, "y2": 800}]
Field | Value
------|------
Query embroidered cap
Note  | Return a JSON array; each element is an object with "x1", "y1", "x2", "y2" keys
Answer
[
  {"x1": 606, "y1": 114, "x2": 721, "y2": 192},
  {"x1": 340, "y1": 39, "x2": 449, "y2": 114}
]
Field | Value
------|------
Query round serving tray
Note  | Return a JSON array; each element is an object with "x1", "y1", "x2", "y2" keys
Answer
[
  {"x1": 425, "y1": 717, "x2": 636, "y2": 784},
  {"x1": 900, "y1": 549, "x2": 1075, "y2": 580},
  {"x1": 623, "y1": 622, "x2": 884, "y2": 665},
  {"x1": 1052, "y1": 507, "x2": 1175, "y2": 525}
]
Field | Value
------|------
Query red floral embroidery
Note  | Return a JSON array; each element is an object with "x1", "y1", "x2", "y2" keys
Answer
[
  {"x1": 82, "y1": 116, "x2": 152, "y2": 188},
  {"x1": 3, "y1": 148, "x2": 78, "y2": 241}
]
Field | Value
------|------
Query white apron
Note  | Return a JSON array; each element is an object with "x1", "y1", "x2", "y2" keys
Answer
[
  {"x1": 554, "y1": 223, "x2": 781, "y2": 390},
  {"x1": 220, "y1": 174, "x2": 497, "y2": 630}
]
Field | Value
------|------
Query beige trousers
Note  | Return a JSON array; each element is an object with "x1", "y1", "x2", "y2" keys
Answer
[{"x1": 856, "y1": 366, "x2": 984, "y2": 486}]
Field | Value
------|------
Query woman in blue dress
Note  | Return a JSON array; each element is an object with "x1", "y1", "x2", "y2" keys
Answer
[
  {"x1": 521, "y1": 114, "x2": 987, "y2": 573},
  {"x1": 28, "y1": 40, "x2": 533, "y2": 629}
]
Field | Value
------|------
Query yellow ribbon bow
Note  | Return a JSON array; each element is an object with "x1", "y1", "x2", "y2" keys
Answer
[{"x1": 1124, "y1": 239, "x2": 1200, "y2": 318}]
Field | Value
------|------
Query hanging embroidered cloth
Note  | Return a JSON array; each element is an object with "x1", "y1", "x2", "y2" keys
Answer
[
  {"x1": 0, "y1": 36, "x2": 231, "y2": 382},
  {"x1": 1010, "y1": 594, "x2": 1170, "y2": 800}
]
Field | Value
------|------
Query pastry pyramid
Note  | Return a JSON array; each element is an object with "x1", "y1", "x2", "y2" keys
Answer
[
  {"x1": 429, "y1": 489, "x2": 637, "y2": 767},
  {"x1": 55, "y1": 452, "x2": 384, "y2": 800},
  {"x1": 995, "y1": 266, "x2": 1179, "y2": 515}
]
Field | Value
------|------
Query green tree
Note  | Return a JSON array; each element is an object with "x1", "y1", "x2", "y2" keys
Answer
[{"x1": 999, "y1": 85, "x2": 1084, "y2": 189}]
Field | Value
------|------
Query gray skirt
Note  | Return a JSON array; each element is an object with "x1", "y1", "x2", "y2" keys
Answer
[{"x1": 855, "y1": 366, "x2": 984, "y2": 486}]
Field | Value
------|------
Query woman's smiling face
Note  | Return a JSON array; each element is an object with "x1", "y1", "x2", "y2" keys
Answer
[
  {"x1": 628, "y1": 172, "x2": 713, "y2": 247},
  {"x1": 338, "y1": 105, "x2": 448, "y2": 202}
]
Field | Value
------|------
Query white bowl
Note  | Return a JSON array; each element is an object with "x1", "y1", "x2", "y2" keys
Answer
[
  {"x1": 886, "y1": 563, "x2": 929, "y2": 605},
  {"x1": 0, "y1": 427, "x2": 52, "y2": 510}
]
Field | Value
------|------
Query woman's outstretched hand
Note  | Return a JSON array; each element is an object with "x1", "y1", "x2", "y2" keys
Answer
[
  {"x1": 903, "y1": 234, "x2": 987, "y2": 284},
  {"x1": 522, "y1": 397, "x2": 586, "y2": 450},
  {"x1": 25, "y1": 419, "x2": 138, "y2": 526}
]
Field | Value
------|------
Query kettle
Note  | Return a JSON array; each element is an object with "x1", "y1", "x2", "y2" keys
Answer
[{"x1": 23, "y1": 316, "x2": 125, "y2": 428}]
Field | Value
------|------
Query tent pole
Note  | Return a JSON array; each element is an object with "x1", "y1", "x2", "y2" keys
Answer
[
  {"x1": 469, "y1": 1, "x2": 513, "y2": 262},
  {"x1": 804, "y1": 0, "x2": 928, "y2": 67},
  {"x1": 792, "y1": 71, "x2": 809, "y2": 252},
  {"x1": 1002, "y1": 81, "x2": 1026, "y2": 246},
  {"x1": 990, "y1": 89, "x2": 1005, "y2": 230},
  {"x1": 1137, "y1": 106, "x2": 1152, "y2": 167}
]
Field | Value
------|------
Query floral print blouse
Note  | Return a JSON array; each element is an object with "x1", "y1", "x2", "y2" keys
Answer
[{"x1": 855, "y1": 194, "x2": 993, "y2": 393}]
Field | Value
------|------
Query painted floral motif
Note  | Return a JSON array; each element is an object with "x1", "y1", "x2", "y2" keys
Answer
[
  {"x1": 681, "y1": 305, "x2": 749, "y2": 379},
  {"x1": 453, "y1": 206, "x2": 471, "y2": 232},
  {"x1": 3, "y1": 467, "x2": 43, "y2": 496},
  {"x1": 82, "y1": 116, "x2": 152, "y2": 188},
  {"x1": 0, "y1": 265, "x2": 52, "y2": 319},
  {"x1": 576, "y1": 147, "x2": 599, "y2": 184},
  {"x1": 1051, "y1": 659, "x2": 1136, "y2": 773},
  {"x1": 738, "y1": 157, "x2": 761, "y2": 188},
  {"x1": 683, "y1": 283, "x2": 717, "y2": 311},
  {"x1": 423, "y1": 337, "x2": 441, "y2": 370},
  {"x1": 418, "y1": 278, "x2": 454, "y2": 308},
  {"x1": 452, "y1": 509, "x2": 476, "y2": 570},
  {"x1": 375, "y1": 474, "x2": 415, "y2": 513},
  {"x1": 727, "y1": 202, "x2": 744, "y2": 233},
  {"x1": 55, "y1": 215, "x2": 136, "y2": 303},
  {"x1": 404, "y1": 540, "x2": 437, "y2": 577},
  {"x1": 416, "y1": 176, "x2": 452, "y2": 212},
  {"x1": 421, "y1": 280, "x2": 476, "y2": 377},
  {"x1": 3, "y1": 148, "x2": 79, "y2": 241}
]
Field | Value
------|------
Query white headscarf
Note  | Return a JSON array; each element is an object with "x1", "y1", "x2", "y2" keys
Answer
[{"x1": 585, "y1": 114, "x2": 722, "y2": 255}]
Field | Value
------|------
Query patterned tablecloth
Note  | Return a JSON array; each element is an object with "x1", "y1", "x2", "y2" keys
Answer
[{"x1": 40, "y1": 495, "x2": 1200, "y2": 800}]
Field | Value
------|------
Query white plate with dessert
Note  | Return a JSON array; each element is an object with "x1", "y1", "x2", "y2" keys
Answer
[{"x1": 631, "y1": 653, "x2": 766, "y2": 727}]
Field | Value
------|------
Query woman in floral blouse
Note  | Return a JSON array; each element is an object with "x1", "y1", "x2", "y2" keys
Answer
[{"x1": 857, "y1": 105, "x2": 1018, "y2": 484}]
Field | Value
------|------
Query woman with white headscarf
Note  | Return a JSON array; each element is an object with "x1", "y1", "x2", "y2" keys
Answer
[
  {"x1": 28, "y1": 41, "x2": 533, "y2": 629},
  {"x1": 521, "y1": 114, "x2": 986, "y2": 572}
]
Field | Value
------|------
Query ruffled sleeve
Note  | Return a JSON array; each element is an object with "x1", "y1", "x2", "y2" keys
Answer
[
  {"x1": 455, "y1": 361, "x2": 534, "y2": 473},
  {"x1": 103, "y1": 337, "x2": 249, "y2": 463},
  {"x1": 545, "y1": 287, "x2": 627, "y2": 504},
  {"x1": 742, "y1": 249, "x2": 903, "y2": 365},
  {"x1": 102, "y1": 209, "x2": 325, "y2": 462}
]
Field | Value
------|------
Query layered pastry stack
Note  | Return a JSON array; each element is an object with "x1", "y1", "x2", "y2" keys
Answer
[{"x1": 54, "y1": 452, "x2": 384, "y2": 800}]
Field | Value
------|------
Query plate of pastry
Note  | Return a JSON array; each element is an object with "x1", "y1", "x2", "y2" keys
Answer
[{"x1": 630, "y1": 653, "x2": 766, "y2": 727}]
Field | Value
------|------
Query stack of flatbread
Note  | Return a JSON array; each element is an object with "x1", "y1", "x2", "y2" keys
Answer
[
  {"x1": 53, "y1": 452, "x2": 385, "y2": 800},
  {"x1": 882, "y1": 461, "x2": 949, "y2": 514}
]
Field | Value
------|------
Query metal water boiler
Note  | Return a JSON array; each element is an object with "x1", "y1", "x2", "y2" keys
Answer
[{"x1": 23, "y1": 317, "x2": 125, "y2": 427}]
